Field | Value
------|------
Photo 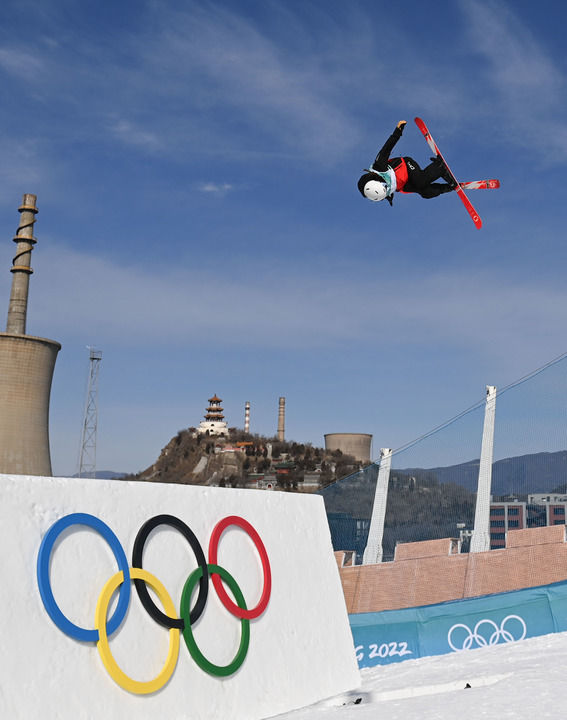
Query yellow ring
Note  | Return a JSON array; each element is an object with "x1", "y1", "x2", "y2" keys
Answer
[{"x1": 95, "y1": 568, "x2": 180, "y2": 695}]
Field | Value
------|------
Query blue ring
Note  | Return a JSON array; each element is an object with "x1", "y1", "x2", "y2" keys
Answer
[{"x1": 36, "y1": 513, "x2": 130, "y2": 642}]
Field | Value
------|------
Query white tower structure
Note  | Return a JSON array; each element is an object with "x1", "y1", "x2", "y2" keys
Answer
[
  {"x1": 244, "y1": 401, "x2": 250, "y2": 433},
  {"x1": 470, "y1": 385, "x2": 497, "y2": 554},
  {"x1": 197, "y1": 394, "x2": 228, "y2": 437},
  {"x1": 363, "y1": 448, "x2": 393, "y2": 565},
  {"x1": 78, "y1": 348, "x2": 102, "y2": 478}
]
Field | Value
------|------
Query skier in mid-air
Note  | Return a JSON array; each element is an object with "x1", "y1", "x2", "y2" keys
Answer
[{"x1": 358, "y1": 120, "x2": 455, "y2": 205}]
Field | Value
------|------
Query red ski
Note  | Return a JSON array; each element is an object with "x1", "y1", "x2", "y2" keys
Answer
[
  {"x1": 414, "y1": 117, "x2": 486, "y2": 229},
  {"x1": 460, "y1": 179, "x2": 500, "y2": 190}
]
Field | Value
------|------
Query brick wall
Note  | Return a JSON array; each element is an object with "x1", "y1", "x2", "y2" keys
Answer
[
  {"x1": 339, "y1": 525, "x2": 567, "y2": 614},
  {"x1": 505, "y1": 524, "x2": 565, "y2": 547},
  {"x1": 394, "y1": 537, "x2": 460, "y2": 561}
]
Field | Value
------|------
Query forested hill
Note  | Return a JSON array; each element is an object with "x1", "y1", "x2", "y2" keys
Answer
[{"x1": 396, "y1": 450, "x2": 567, "y2": 497}]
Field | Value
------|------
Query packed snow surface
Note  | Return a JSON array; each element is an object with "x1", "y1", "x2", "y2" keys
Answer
[{"x1": 276, "y1": 630, "x2": 567, "y2": 719}]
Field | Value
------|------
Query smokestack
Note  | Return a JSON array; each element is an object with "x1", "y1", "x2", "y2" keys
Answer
[
  {"x1": 0, "y1": 194, "x2": 61, "y2": 476},
  {"x1": 244, "y1": 401, "x2": 250, "y2": 433},
  {"x1": 277, "y1": 396, "x2": 285, "y2": 442},
  {"x1": 6, "y1": 194, "x2": 37, "y2": 334}
]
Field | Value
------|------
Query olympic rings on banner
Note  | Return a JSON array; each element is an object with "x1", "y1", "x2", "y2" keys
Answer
[
  {"x1": 181, "y1": 564, "x2": 250, "y2": 677},
  {"x1": 37, "y1": 513, "x2": 131, "y2": 642},
  {"x1": 96, "y1": 568, "x2": 180, "y2": 695},
  {"x1": 132, "y1": 514, "x2": 209, "y2": 629},
  {"x1": 36, "y1": 512, "x2": 271, "y2": 694},
  {"x1": 447, "y1": 615, "x2": 527, "y2": 652},
  {"x1": 209, "y1": 515, "x2": 271, "y2": 620}
]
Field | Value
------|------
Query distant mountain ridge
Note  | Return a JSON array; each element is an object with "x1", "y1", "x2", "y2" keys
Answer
[
  {"x1": 70, "y1": 470, "x2": 126, "y2": 480},
  {"x1": 396, "y1": 450, "x2": 567, "y2": 497}
]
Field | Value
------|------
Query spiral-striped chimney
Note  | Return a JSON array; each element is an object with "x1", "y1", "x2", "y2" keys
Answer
[{"x1": 0, "y1": 194, "x2": 60, "y2": 476}]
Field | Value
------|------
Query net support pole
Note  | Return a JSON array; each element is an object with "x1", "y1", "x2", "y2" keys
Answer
[
  {"x1": 470, "y1": 385, "x2": 497, "y2": 554},
  {"x1": 362, "y1": 448, "x2": 393, "y2": 565}
]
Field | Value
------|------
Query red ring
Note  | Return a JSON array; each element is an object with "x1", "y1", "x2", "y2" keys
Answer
[{"x1": 208, "y1": 516, "x2": 271, "y2": 620}]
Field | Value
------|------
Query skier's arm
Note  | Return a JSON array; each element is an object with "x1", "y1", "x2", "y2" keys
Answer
[{"x1": 371, "y1": 121, "x2": 407, "y2": 171}]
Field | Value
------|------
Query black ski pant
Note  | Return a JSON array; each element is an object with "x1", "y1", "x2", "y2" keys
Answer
[{"x1": 401, "y1": 157, "x2": 453, "y2": 198}]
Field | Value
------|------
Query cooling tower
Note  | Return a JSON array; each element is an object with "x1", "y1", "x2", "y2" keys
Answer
[
  {"x1": 0, "y1": 195, "x2": 60, "y2": 476},
  {"x1": 324, "y1": 433, "x2": 372, "y2": 463}
]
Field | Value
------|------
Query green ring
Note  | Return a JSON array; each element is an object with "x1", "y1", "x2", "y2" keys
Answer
[{"x1": 180, "y1": 563, "x2": 250, "y2": 677}]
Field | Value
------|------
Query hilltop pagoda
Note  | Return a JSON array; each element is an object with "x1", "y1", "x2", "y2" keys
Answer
[{"x1": 197, "y1": 394, "x2": 228, "y2": 437}]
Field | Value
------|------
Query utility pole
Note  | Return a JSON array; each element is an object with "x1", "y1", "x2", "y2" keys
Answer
[{"x1": 78, "y1": 347, "x2": 102, "y2": 478}]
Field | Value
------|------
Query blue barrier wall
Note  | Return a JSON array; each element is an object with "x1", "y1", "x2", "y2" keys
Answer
[{"x1": 350, "y1": 578, "x2": 567, "y2": 668}]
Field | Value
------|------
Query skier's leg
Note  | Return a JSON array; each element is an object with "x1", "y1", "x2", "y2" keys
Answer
[
  {"x1": 418, "y1": 184, "x2": 454, "y2": 198},
  {"x1": 404, "y1": 157, "x2": 455, "y2": 197},
  {"x1": 404, "y1": 156, "x2": 443, "y2": 190},
  {"x1": 421, "y1": 157, "x2": 447, "y2": 183}
]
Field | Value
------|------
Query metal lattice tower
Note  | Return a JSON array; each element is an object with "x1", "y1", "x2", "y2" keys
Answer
[{"x1": 78, "y1": 347, "x2": 102, "y2": 478}]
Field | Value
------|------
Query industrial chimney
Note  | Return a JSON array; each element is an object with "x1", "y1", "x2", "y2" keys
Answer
[
  {"x1": 0, "y1": 195, "x2": 60, "y2": 476},
  {"x1": 244, "y1": 401, "x2": 250, "y2": 434},
  {"x1": 277, "y1": 396, "x2": 285, "y2": 442}
]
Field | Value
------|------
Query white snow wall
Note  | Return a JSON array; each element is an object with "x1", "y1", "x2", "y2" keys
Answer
[{"x1": 0, "y1": 474, "x2": 359, "y2": 719}]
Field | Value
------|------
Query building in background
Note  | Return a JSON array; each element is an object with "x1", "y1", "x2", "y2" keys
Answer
[
  {"x1": 197, "y1": 394, "x2": 228, "y2": 437},
  {"x1": 526, "y1": 493, "x2": 567, "y2": 529},
  {"x1": 488, "y1": 495, "x2": 567, "y2": 549},
  {"x1": 547, "y1": 503, "x2": 567, "y2": 526},
  {"x1": 489, "y1": 501, "x2": 527, "y2": 549}
]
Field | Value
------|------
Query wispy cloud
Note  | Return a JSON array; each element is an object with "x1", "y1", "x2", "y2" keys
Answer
[
  {"x1": 0, "y1": 138, "x2": 45, "y2": 206},
  {"x1": 0, "y1": 4, "x2": 367, "y2": 163},
  {"x1": 115, "y1": 3, "x2": 367, "y2": 161},
  {"x1": 0, "y1": 47, "x2": 46, "y2": 78},
  {"x1": 458, "y1": 0, "x2": 567, "y2": 161},
  {"x1": 20, "y1": 241, "x2": 567, "y2": 378},
  {"x1": 4, "y1": 2, "x2": 564, "y2": 168},
  {"x1": 108, "y1": 119, "x2": 163, "y2": 152},
  {"x1": 198, "y1": 182, "x2": 233, "y2": 194}
]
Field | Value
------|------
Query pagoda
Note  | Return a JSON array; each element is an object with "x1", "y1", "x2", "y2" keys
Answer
[{"x1": 196, "y1": 394, "x2": 229, "y2": 437}]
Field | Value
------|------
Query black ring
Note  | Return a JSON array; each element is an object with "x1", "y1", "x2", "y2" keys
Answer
[{"x1": 132, "y1": 514, "x2": 209, "y2": 630}]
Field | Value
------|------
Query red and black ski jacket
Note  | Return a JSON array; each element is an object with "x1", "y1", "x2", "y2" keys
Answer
[{"x1": 371, "y1": 125, "x2": 410, "y2": 192}]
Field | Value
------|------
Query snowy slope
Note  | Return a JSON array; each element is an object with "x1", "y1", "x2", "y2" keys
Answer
[{"x1": 276, "y1": 631, "x2": 567, "y2": 719}]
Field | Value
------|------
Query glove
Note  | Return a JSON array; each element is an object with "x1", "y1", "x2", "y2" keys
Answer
[{"x1": 397, "y1": 120, "x2": 407, "y2": 132}]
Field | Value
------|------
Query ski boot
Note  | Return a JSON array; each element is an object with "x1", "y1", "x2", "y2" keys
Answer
[{"x1": 431, "y1": 156, "x2": 457, "y2": 188}]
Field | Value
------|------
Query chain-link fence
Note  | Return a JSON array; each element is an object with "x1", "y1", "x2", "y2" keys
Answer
[{"x1": 319, "y1": 353, "x2": 567, "y2": 565}]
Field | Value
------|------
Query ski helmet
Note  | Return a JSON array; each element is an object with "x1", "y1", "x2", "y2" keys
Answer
[{"x1": 363, "y1": 179, "x2": 388, "y2": 202}]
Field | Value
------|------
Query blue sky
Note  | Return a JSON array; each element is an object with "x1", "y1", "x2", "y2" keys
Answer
[{"x1": 1, "y1": 0, "x2": 567, "y2": 475}]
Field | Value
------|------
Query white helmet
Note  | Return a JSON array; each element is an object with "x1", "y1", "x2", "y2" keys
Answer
[{"x1": 363, "y1": 180, "x2": 388, "y2": 202}]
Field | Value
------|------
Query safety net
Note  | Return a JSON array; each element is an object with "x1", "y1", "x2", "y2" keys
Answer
[{"x1": 319, "y1": 352, "x2": 567, "y2": 572}]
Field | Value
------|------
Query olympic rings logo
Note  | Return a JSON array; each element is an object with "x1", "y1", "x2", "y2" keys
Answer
[
  {"x1": 447, "y1": 615, "x2": 526, "y2": 652},
  {"x1": 36, "y1": 513, "x2": 271, "y2": 695}
]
